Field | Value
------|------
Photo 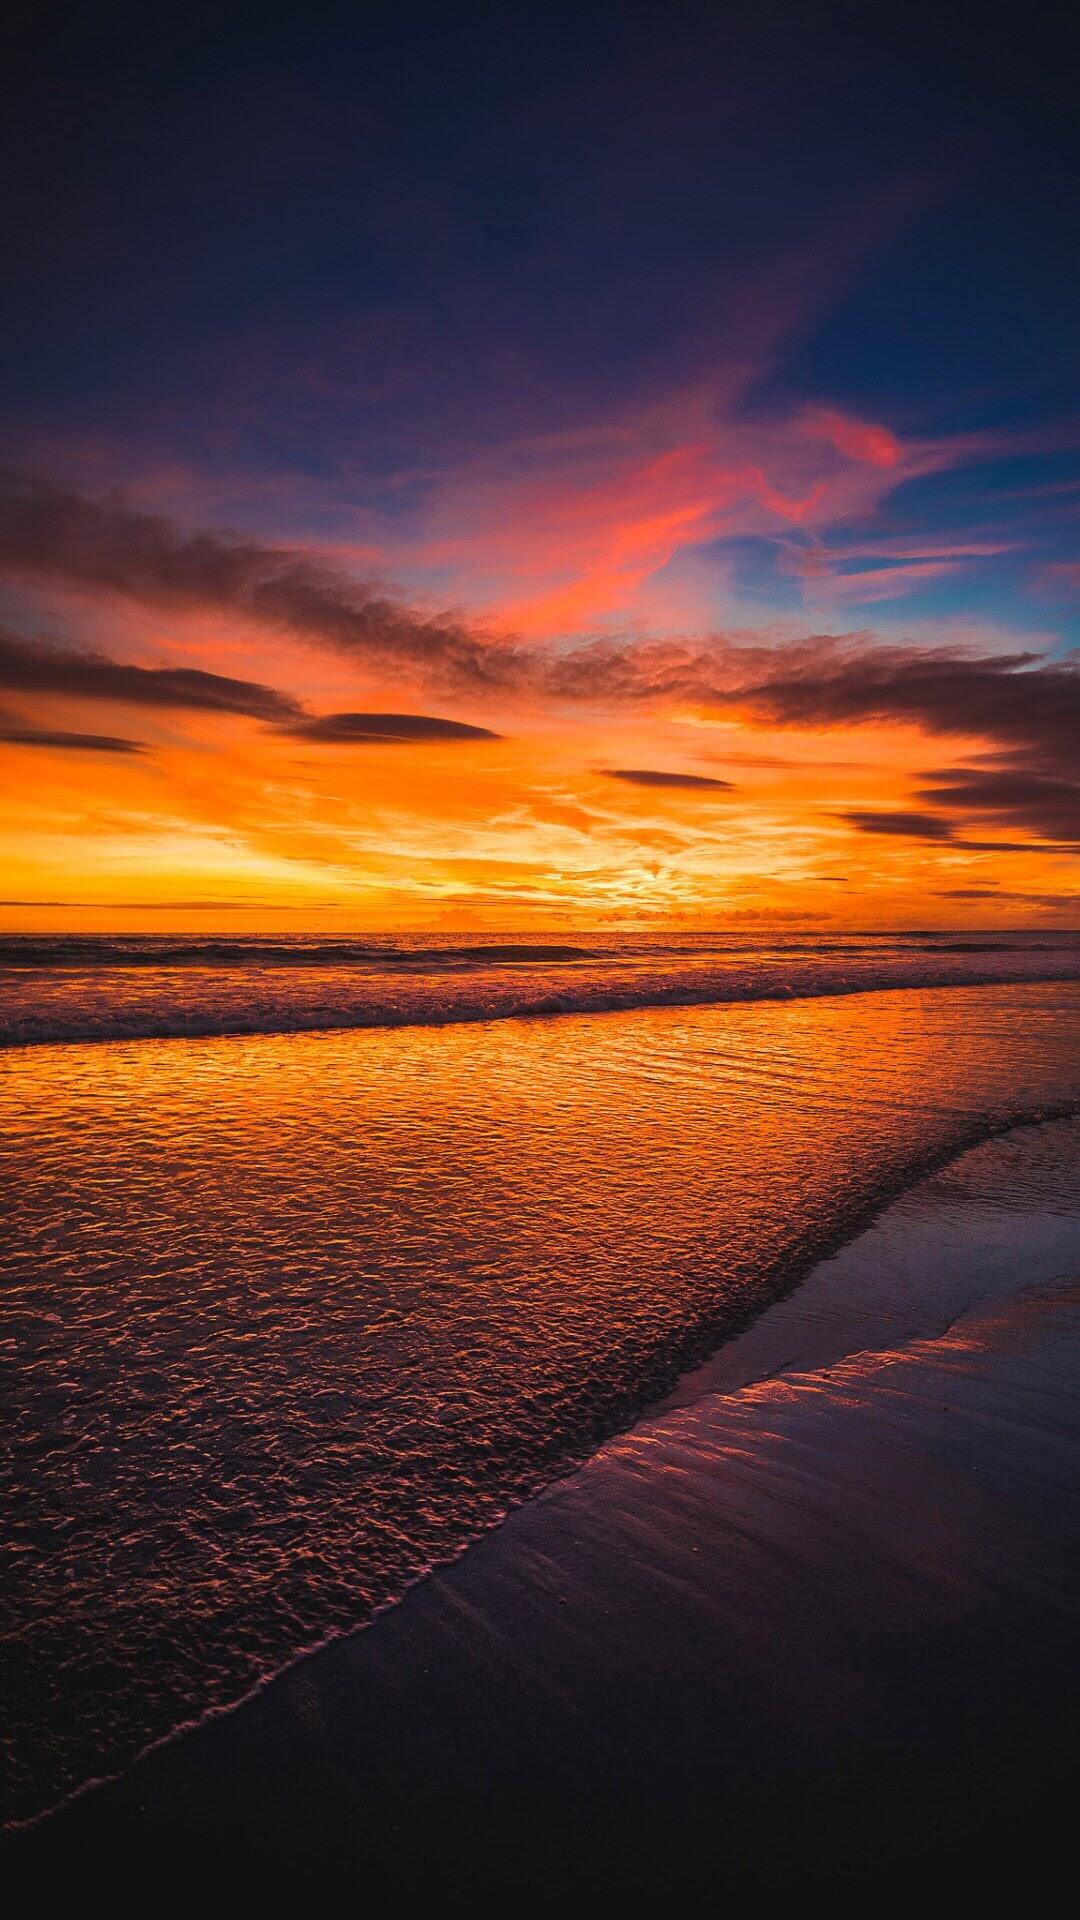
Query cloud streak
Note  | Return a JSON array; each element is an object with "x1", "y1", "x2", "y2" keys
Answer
[
  {"x1": 839, "y1": 809, "x2": 954, "y2": 839},
  {"x1": 276, "y1": 711, "x2": 501, "y2": 743},
  {"x1": 603, "y1": 768, "x2": 735, "y2": 790},
  {"x1": 0, "y1": 625, "x2": 302, "y2": 720},
  {"x1": 917, "y1": 766, "x2": 1080, "y2": 842},
  {"x1": 0, "y1": 725, "x2": 145, "y2": 752},
  {"x1": 935, "y1": 888, "x2": 1078, "y2": 906}
]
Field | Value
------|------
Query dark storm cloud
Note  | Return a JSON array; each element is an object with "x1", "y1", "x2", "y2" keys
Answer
[
  {"x1": 0, "y1": 625, "x2": 302, "y2": 720},
  {"x1": 602, "y1": 768, "x2": 735, "y2": 790},
  {"x1": 0, "y1": 725, "x2": 145, "y2": 752},
  {"x1": 277, "y1": 712, "x2": 501, "y2": 743},
  {"x1": 839, "y1": 809, "x2": 955, "y2": 839}
]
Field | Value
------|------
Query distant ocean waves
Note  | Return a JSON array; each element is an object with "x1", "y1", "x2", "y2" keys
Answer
[{"x1": 2, "y1": 929, "x2": 1080, "y2": 1046}]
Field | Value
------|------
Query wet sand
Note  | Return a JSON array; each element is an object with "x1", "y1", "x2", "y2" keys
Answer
[{"x1": 12, "y1": 1116, "x2": 1080, "y2": 1895}]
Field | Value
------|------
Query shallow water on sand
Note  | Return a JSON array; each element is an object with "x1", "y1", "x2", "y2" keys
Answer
[
  {"x1": 3, "y1": 980, "x2": 1080, "y2": 1823},
  {"x1": 14, "y1": 1114, "x2": 1080, "y2": 1893}
]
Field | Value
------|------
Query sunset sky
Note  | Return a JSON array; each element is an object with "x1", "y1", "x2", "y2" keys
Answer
[{"x1": 1, "y1": 3, "x2": 1077, "y2": 930}]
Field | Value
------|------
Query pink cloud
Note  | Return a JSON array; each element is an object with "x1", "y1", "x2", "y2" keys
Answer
[
  {"x1": 784, "y1": 534, "x2": 1022, "y2": 607},
  {"x1": 373, "y1": 386, "x2": 1017, "y2": 635},
  {"x1": 799, "y1": 406, "x2": 901, "y2": 468},
  {"x1": 798, "y1": 559, "x2": 967, "y2": 605}
]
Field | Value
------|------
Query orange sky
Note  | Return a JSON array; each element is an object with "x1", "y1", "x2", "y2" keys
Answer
[
  {"x1": 1, "y1": 654, "x2": 1075, "y2": 935},
  {"x1": 0, "y1": 400, "x2": 1077, "y2": 932}
]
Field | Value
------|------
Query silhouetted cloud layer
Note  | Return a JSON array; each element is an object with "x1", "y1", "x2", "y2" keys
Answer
[
  {"x1": 278, "y1": 712, "x2": 501, "y2": 743},
  {"x1": 3, "y1": 472, "x2": 1079, "y2": 842},
  {"x1": 728, "y1": 646, "x2": 1079, "y2": 758},
  {"x1": 917, "y1": 766, "x2": 1080, "y2": 842},
  {"x1": 839, "y1": 809, "x2": 954, "y2": 839},
  {"x1": 603, "y1": 768, "x2": 735, "y2": 790},
  {"x1": 935, "y1": 888, "x2": 1078, "y2": 906},
  {"x1": 840, "y1": 809, "x2": 1080, "y2": 854},
  {"x1": 0, "y1": 472, "x2": 524, "y2": 691},
  {"x1": 0, "y1": 626, "x2": 301, "y2": 720},
  {"x1": 0, "y1": 725, "x2": 144, "y2": 752},
  {"x1": 708, "y1": 643, "x2": 1080, "y2": 844}
]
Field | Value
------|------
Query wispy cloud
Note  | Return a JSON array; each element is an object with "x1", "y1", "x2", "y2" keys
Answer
[
  {"x1": 396, "y1": 388, "x2": 998, "y2": 632},
  {"x1": 787, "y1": 542, "x2": 1021, "y2": 608}
]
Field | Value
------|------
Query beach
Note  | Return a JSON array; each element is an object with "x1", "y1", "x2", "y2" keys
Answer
[
  {"x1": 1, "y1": 951, "x2": 1079, "y2": 1886},
  {"x1": 9, "y1": 1108, "x2": 1080, "y2": 1893}
]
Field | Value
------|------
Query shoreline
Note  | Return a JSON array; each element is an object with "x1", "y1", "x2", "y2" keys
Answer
[
  {"x1": 12, "y1": 1112, "x2": 1080, "y2": 1890},
  {"x1": 8, "y1": 1099, "x2": 1077, "y2": 1842}
]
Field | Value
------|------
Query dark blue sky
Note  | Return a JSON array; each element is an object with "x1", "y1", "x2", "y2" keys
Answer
[
  {"x1": 0, "y1": 1, "x2": 1076, "y2": 644},
  {"x1": 3, "y1": 8, "x2": 1075, "y2": 429}
]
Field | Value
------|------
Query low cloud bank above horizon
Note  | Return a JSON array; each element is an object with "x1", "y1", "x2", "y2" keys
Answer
[
  {"x1": 2, "y1": 470, "x2": 1077, "y2": 845},
  {"x1": 0, "y1": 468, "x2": 1078, "y2": 932}
]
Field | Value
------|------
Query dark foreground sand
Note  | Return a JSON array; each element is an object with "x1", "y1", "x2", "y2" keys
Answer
[{"x1": 12, "y1": 1119, "x2": 1080, "y2": 1896}]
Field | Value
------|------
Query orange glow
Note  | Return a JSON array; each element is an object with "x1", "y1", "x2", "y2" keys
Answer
[
  {"x1": 1, "y1": 672, "x2": 1075, "y2": 932},
  {"x1": 0, "y1": 395, "x2": 1076, "y2": 933}
]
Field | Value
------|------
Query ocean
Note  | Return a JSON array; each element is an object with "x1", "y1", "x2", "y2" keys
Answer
[{"x1": 3, "y1": 927, "x2": 1080, "y2": 1046}]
